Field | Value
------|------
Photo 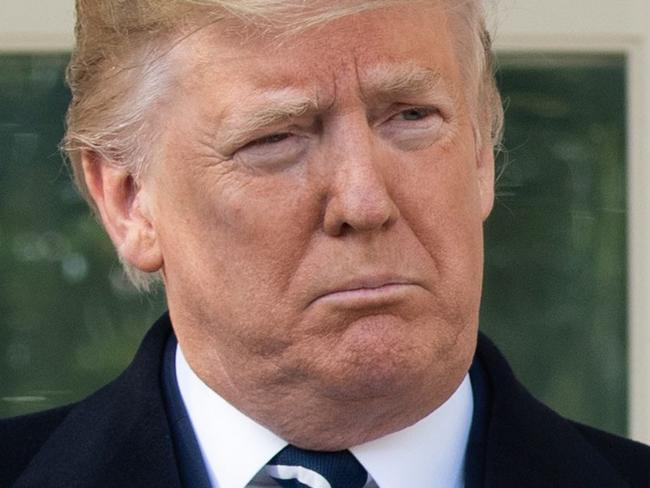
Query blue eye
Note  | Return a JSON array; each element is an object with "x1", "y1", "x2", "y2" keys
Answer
[
  {"x1": 380, "y1": 105, "x2": 445, "y2": 152},
  {"x1": 400, "y1": 108, "x2": 434, "y2": 121}
]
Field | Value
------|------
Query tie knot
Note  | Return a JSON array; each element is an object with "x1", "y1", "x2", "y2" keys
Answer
[{"x1": 265, "y1": 445, "x2": 368, "y2": 488}]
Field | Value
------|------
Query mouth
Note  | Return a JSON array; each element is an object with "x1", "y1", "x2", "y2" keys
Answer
[{"x1": 310, "y1": 277, "x2": 420, "y2": 308}]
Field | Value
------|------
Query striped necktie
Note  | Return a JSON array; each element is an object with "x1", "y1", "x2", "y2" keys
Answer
[{"x1": 264, "y1": 445, "x2": 369, "y2": 488}]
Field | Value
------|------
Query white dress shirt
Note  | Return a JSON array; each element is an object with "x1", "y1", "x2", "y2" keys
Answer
[{"x1": 176, "y1": 345, "x2": 474, "y2": 488}]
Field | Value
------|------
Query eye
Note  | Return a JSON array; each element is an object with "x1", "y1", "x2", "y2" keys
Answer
[
  {"x1": 385, "y1": 106, "x2": 444, "y2": 129},
  {"x1": 380, "y1": 106, "x2": 445, "y2": 151},
  {"x1": 246, "y1": 132, "x2": 292, "y2": 147},
  {"x1": 396, "y1": 107, "x2": 438, "y2": 122},
  {"x1": 234, "y1": 132, "x2": 307, "y2": 170}
]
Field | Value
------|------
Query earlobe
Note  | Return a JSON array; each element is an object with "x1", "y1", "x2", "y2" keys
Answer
[
  {"x1": 477, "y1": 144, "x2": 496, "y2": 221},
  {"x1": 81, "y1": 151, "x2": 163, "y2": 273}
]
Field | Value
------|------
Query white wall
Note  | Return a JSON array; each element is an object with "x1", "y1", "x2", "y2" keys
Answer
[
  {"x1": 0, "y1": 0, "x2": 74, "y2": 51},
  {"x1": 491, "y1": 0, "x2": 648, "y2": 40}
]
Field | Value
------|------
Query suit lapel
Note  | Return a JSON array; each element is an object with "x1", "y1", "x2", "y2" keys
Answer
[
  {"x1": 13, "y1": 315, "x2": 183, "y2": 488},
  {"x1": 475, "y1": 333, "x2": 629, "y2": 488}
]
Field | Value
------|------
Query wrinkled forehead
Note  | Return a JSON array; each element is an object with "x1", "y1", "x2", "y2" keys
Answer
[{"x1": 166, "y1": 2, "x2": 459, "y2": 103}]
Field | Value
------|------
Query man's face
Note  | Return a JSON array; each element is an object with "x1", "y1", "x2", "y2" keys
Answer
[{"x1": 144, "y1": 2, "x2": 494, "y2": 443}]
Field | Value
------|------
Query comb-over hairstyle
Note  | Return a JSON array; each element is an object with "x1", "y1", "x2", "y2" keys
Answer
[{"x1": 63, "y1": 0, "x2": 503, "y2": 290}]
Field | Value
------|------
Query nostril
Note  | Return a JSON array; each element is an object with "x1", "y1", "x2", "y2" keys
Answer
[{"x1": 322, "y1": 189, "x2": 400, "y2": 236}]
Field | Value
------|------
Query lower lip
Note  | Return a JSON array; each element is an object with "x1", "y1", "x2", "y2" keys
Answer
[{"x1": 314, "y1": 283, "x2": 416, "y2": 307}]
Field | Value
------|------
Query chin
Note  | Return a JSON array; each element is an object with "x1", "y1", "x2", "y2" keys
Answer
[{"x1": 316, "y1": 314, "x2": 475, "y2": 403}]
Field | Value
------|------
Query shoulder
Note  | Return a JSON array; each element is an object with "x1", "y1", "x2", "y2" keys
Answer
[
  {"x1": 572, "y1": 421, "x2": 650, "y2": 485},
  {"x1": 475, "y1": 333, "x2": 650, "y2": 487},
  {"x1": 0, "y1": 405, "x2": 73, "y2": 487},
  {"x1": 0, "y1": 314, "x2": 179, "y2": 488}
]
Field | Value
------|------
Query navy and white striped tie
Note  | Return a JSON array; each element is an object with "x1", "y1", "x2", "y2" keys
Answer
[{"x1": 264, "y1": 445, "x2": 369, "y2": 488}]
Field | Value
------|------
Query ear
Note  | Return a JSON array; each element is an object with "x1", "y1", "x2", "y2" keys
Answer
[
  {"x1": 476, "y1": 142, "x2": 495, "y2": 221},
  {"x1": 81, "y1": 151, "x2": 163, "y2": 273}
]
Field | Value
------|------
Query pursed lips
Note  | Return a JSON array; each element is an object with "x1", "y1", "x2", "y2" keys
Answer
[{"x1": 310, "y1": 276, "x2": 421, "y2": 307}]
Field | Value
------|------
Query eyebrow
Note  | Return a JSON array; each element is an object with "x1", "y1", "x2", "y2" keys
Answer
[
  {"x1": 219, "y1": 88, "x2": 321, "y2": 148},
  {"x1": 360, "y1": 63, "x2": 446, "y2": 102}
]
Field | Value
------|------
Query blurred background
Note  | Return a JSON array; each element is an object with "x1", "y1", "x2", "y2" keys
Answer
[{"x1": 2, "y1": 0, "x2": 649, "y2": 442}]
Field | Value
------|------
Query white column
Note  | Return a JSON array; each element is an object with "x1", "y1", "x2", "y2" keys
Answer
[{"x1": 627, "y1": 0, "x2": 650, "y2": 445}]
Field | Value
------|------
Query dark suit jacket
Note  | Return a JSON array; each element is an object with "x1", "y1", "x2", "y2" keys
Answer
[{"x1": 2, "y1": 313, "x2": 650, "y2": 487}]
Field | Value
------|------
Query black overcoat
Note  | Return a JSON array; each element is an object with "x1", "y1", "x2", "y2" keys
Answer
[{"x1": 2, "y1": 314, "x2": 649, "y2": 487}]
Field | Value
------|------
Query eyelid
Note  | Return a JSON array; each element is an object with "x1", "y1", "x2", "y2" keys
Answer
[
  {"x1": 237, "y1": 116, "x2": 319, "y2": 150},
  {"x1": 369, "y1": 101, "x2": 445, "y2": 125},
  {"x1": 379, "y1": 105, "x2": 444, "y2": 127},
  {"x1": 244, "y1": 132, "x2": 293, "y2": 148},
  {"x1": 218, "y1": 113, "x2": 311, "y2": 154},
  {"x1": 222, "y1": 129, "x2": 294, "y2": 159},
  {"x1": 231, "y1": 131, "x2": 309, "y2": 171},
  {"x1": 394, "y1": 106, "x2": 439, "y2": 120}
]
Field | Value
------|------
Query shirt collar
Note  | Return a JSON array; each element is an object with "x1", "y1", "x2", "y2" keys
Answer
[
  {"x1": 176, "y1": 344, "x2": 474, "y2": 488},
  {"x1": 350, "y1": 374, "x2": 473, "y2": 488}
]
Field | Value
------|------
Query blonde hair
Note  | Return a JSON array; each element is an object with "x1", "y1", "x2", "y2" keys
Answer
[{"x1": 63, "y1": 0, "x2": 504, "y2": 290}]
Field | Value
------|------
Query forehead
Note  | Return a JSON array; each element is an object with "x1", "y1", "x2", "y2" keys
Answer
[{"x1": 168, "y1": 3, "x2": 460, "y2": 102}]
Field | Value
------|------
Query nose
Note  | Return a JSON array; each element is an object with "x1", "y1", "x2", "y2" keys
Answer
[{"x1": 322, "y1": 129, "x2": 400, "y2": 237}]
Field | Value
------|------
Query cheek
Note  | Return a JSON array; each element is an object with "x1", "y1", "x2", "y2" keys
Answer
[
  {"x1": 397, "y1": 140, "x2": 485, "y2": 302},
  {"x1": 155, "y1": 165, "x2": 320, "y2": 325},
  {"x1": 400, "y1": 135, "x2": 483, "y2": 235},
  {"x1": 211, "y1": 174, "x2": 320, "y2": 289}
]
